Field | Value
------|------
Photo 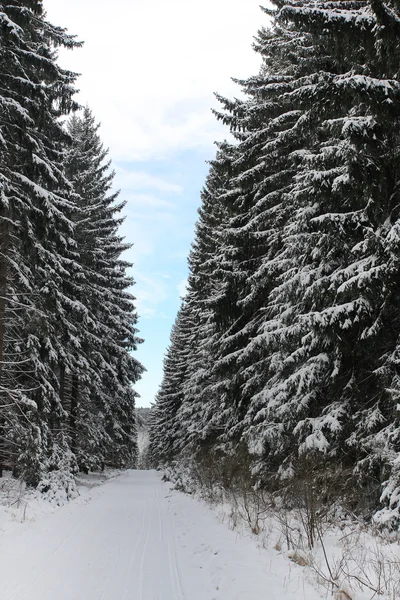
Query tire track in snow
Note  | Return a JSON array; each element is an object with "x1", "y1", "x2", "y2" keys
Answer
[
  {"x1": 137, "y1": 490, "x2": 153, "y2": 600},
  {"x1": 98, "y1": 526, "x2": 127, "y2": 600},
  {"x1": 166, "y1": 498, "x2": 185, "y2": 600},
  {"x1": 121, "y1": 489, "x2": 149, "y2": 600},
  {"x1": 0, "y1": 471, "x2": 318, "y2": 600},
  {"x1": 156, "y1": 484, "x2": 163, "y2": 543}
]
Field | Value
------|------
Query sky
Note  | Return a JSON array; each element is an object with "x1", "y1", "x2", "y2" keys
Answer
[{"x1": 44, "y1": 0, "x2": 265, "y2": 407}]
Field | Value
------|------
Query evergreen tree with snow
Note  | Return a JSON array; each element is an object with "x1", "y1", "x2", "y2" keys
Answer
[
  {"x1": 0, "y1": 3, "x2": 144, "y2": 491},
  {"x1": 174, "y1": 154, "x2": 237, "y2": 457},
  {"x1": 155, "y1": 0, "x2": 400, "y2": 523},
  {"x1": 64, "y1": 107, "x2": 144, "y2": 471},
  {"x1": 148, "y1": 302, "x2": 195, "y2": 467},
  {"x1": 242, "y1": 0, "x2": 400, "y2": 514},
  {"x1": 0, "y1": 0, "x2": 82, "y2": 484}
]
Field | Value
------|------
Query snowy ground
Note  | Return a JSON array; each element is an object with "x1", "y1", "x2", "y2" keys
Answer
[{"x1": 0, "y1": 470, "x2": 320, "y2": 600}]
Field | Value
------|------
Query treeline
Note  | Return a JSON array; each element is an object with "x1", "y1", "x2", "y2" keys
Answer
[
  {"x1": 0, "y1": 1, "x2": 143, "y2": 492},
  {"x1": 149, "y1": 0, "x2": 400, "y2": 526}
]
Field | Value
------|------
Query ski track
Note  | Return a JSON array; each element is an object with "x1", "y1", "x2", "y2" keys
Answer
[{"x1": 0, "y1": 470, "x2": 317, "y2": 600}]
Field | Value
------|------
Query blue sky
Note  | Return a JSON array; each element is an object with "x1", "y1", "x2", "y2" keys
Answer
[
  {"x1": 118, "y1": 150, "x2": 210, "y2": 406},
  {"x1": 45, "y1": 0, "x2": 264, "y2": 406}
]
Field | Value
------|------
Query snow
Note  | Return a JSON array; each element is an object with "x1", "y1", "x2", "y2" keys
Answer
[
  {"x1": 0, "y1": 12, "x2": 23, "y2": 36},
  {"x1": 280, "y1": 5, "x2": 374, "y2": 27},
  {"x1": 0, "y1": 470, "x2": 320, "y2": 600}
]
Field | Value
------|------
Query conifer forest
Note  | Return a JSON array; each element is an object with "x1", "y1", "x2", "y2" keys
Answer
[
  {"x1": 2, "y1": 0, "x2": 400, "y2": 535},
  {"x1": 0, "y1": 1, "x2": 143, "y2": 494},
  {"x1": 149, "y1": 0, "x2": 400, "y2": 527}
]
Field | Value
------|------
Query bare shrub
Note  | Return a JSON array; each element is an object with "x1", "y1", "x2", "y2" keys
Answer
[
  {"x1": 306, "y1": 525, "x2": 400, "y2": 600},
  {"x1": 230, "y1": 485, "x2": 272, "y2": 534},
  {"x1": 166, "y1": 450, "x2": 400, "y2": 600},
  {"x1": 275, "y1": 456, "x2": 353, "y2": 549}
]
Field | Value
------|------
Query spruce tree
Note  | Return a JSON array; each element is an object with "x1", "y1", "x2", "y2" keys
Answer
[
  {"x1": 0, "y1": 0, "x2": 82, "y2": 484},
  {"x1": 154, "y1": 0, "x2": 400, "y2": 522},
  {"x1": 64, "y1": 107, "x2": 144, "y2": 471},
  {"x1": 148, "y1": 302, "x2": 195, "y2": 467},
  {"x1": 176, "y1": 152, "x2": 239, "y2": 457},
  {"x1": 247, "y1": 0, "x2": 400, "y2": 510}
]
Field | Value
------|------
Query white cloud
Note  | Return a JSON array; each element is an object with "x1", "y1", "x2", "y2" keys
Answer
[
  {"x1": 114, "y1": 169, "x2": 183, "y2": 264},
  {"x1": 45, "y1": 0, "x2": 264, "y2": 161},
  {"x1": 133, "y1": 271, "x2": 169, "y2": 319},
  {"x1": 43, "y1": 0, "x2": 266, "y2": 406},
  {"x1": 114, "y1": 167, "x2": 183, "y2": 194},
  {"x1": 122, "y1": 193, "x2": 175, "y2": 210},
  {"x1": 177, "y1": 278, "x2": 188, "y2": 299}
]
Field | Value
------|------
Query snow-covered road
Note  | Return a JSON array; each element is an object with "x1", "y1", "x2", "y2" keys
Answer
[{"x1": 0, "y1": 470, "x2": 314, "y2": 600}]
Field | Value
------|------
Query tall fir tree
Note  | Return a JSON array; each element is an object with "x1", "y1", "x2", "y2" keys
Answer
[
  {"x1": 0, "y1": 0, "x2": 82, "y2": 484},
  {"x1": 148, "y1": 302, "x2": 195, "y2": 467},
  {"x1": 64, "y1": 107, "x2": 144, "y2": 471},
  {"x1": 151, "y1": 0, "x2": 400, "y2": 523},
  {"x1": 0, "y1": 3, "x2": 144, "y2": 490}
]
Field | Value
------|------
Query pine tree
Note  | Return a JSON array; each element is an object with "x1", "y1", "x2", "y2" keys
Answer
[
  {"x1": 64, "y1": 107, "x2": 144, "y2": 471},
  {"x1": 204, "y1": 0, "x2": 400, "y2": 516},
  {"x1": 0, "y1": 0, "x2": 82, "y2": 484},
  {"x1": 238, "y1": 0, "x2": 400, "y2": 516},
  {"x1": 155, "y1": 0, "x2": 400, "y2": 522},
  {"x1": 249, "y1": 0, "x2": 400, "y2": 509},
  {"x1": 176, "y1": 152, "x2": 239, "y2": 457},
  {"x1": 148, "y1": 302, "x2": 194, "y2": 467},
  {"x1": 210, "y1": 20, "x2": 314, "y2": 456}
]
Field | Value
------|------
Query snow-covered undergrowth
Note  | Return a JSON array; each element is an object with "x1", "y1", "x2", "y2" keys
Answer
[
  {"x1": 163, "y1": 463, "x2": 400, "y2": 600},
  {"x1": 0, "y1": 469, "x2": 120, "y2": 536}
]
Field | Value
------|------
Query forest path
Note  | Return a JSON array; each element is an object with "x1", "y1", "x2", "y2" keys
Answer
[{"x1": 0, "y1": 470, "x2": 312, "y2": 600}]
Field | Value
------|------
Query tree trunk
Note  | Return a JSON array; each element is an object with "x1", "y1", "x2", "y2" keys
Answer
[
  {"x1": 0, "y1": 217, "x2": 9, "y2": 382},
  {"x1": 59, "y1": 364, "x2": 66, "y2": 410},
  {"x1": 0, "y1": 217, "x2": 9, "y2": 477},
  {"x1": 70, "y1": 374, "x2": 79, "y2": 452}
]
